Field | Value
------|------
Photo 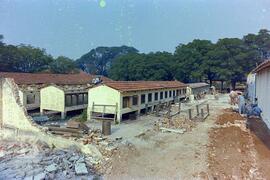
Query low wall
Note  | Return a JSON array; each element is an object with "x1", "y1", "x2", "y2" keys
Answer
[{"x1": 0, "y1": 78, "x2": 102, "y2": 158}]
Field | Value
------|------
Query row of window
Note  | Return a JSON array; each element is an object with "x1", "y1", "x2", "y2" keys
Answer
[
  {"x1": 122, "y1": 89, "x2": 186, "y2": 108},
  {"x1": 65, "y1": 93, "x2": 88, "y2": 107}
]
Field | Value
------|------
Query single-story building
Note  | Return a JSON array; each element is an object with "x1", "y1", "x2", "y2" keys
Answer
[
  {"x1": 187, "y1": 82, "x2": 210, "y2": 99},
  {"x1": 87, "y1": 81, "x2": 187, "y2": 122},
  {"x1": 0, "y1": 72, "x2": 112, "y2": 111},
  {"x1": 253, "y1": 60, "x2": 270, "y2": 128},
  {"x1": 40, "y1": 85, "x2": 88, "y2": 119}
]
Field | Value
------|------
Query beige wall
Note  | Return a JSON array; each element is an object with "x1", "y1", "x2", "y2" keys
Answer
[
  {"x1": 87, "y1": 85, "x2": 120, "y2": 120},
  {"x1": 40, "y1": 86, "x2": 65, "y2": 112}
]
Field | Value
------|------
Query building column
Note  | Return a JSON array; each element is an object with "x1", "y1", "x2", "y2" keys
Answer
[
  {"x1": 61, "y1": 111, "x2": 66, "y2": 119},
  {"x1": 40, "y1": 109, "x2": 44, "y2": 116}
]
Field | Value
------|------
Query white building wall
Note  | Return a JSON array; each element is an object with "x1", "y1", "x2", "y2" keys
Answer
[{"x1": 256, "y1": 69, "x2": 270, "y2": 128}]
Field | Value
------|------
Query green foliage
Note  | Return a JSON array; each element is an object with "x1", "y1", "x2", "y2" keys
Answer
[
  {"x1": 49, "y1": 56, "x2": 78, "y2": 74},
  {"x1": 0, "y1": 36, "x2": 77, "y2": 74},
  {"x1": 109, "y1": 52, "x2": 175, "y2": 81},
  {"x1": 76, "y1": 46, "x2": 138, "y2": 76},
  {"x1": 77, "y1": 109, "x2": 87, "y2": 122},
  {"x1": 109, "y1": 29, "x2": 269, "y2": 89},
  {"x1": 0, "y1": 44, "x2": 53, "y2": 73}
]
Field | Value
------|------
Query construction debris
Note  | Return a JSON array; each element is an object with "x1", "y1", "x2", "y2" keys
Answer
[
  {"x1": 154, "y1": 117, "x2": 196, "y2": 133},
  {"x1": 0, "y1": 140, "x2": 100, "y2": 179},
  {"x1": 159, "y1": 127, "x2": 186, "y2": 134}
]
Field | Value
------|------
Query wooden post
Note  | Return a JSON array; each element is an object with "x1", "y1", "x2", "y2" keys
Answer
[
  {"x1": 114, "y1": 103, "x2": 118, "y2": 124},
  {"x1": 145, "y1": 104, "x2": 148, "y2": 115},
  {"x1": 207, "y1": 104, "x2": 210, "y2": 115},
  {"x1": 196, "y1": 105, "x2": 199, "y2": 116},
  {"x1": 167, "y1": 105, "x2": 171, "y2": 118},
  {"x1": 178, "y1": 102, "x2": 181, "y2": 114},
  {"x1": 188, "y1": 109, "x2": 192, "y2": 120},
  {"x1": 201, "y1": 109, "x2": 204, "y2": 118}
]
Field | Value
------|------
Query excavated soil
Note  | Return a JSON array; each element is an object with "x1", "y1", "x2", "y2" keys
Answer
[
  {"x1": 216, "y1": 109, "x2": 245, "y2": 125},
  {"x1": 207, "y1": 109, "x2": 270, "y2": 179}
]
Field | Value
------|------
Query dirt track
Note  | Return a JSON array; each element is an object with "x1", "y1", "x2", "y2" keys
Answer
[
  {"x1": 105, "y1": 95, "x2": 229, "y2": 179},
  {"x1": 105, "y1": 95, "x2": 270, "y2": 179}
]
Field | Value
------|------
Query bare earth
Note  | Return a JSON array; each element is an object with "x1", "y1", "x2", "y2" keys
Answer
[{"x1": 105, "y1": 94, "x2": 270, "y2": 179}]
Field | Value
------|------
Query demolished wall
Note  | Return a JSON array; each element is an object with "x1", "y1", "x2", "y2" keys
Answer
[
  {"x1": 0, "y1": 78, "x2": 102, "y2": 159},
  {"x1": 1, "y1": 78, "x2": 40, "y2": 131}
]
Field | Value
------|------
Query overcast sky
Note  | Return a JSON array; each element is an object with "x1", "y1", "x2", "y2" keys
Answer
[{"x1": 1, "y1": 0, "x2": 270, "y2": 59}]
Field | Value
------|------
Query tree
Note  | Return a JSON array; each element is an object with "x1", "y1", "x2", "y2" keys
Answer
[
  {"x1": 12, "y1": 45, "x2": 53, "y2": 73},
  {"x1": 76, "y1": 46, "x2": 139, "y2": 75},
  {"x1": 174, "y1": 40, "x2": 214, "y2": 83},
  {"x1": 49, "y1": 56, "x2": 77, "y2": 74},
  {"x1": 109, "y1": 52, "x2": 175, "y2": 81}
]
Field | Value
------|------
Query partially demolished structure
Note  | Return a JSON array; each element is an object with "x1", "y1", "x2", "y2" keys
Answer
[{"x1": 0, "y1": 71, "x2": 111, "y2": 111}]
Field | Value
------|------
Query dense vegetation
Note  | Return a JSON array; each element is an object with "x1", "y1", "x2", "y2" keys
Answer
[
  {"x1": 1, "y1": 29, "x2": 270, "y2": 89},
  {"x1": 0, "y1": 36, "x2": 76, "y2": 74},
  {"x1": 109, "y1": 29, "x2": 270, "y2": 89}
]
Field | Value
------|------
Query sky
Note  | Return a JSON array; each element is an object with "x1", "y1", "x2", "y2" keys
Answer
[{"x1": 1, "y1": 0, "x2": 270, "y2": 59}]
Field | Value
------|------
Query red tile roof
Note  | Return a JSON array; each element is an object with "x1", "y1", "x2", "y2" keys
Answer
[
  {"x1": 0, "y1": 71, "x2": 112, "y2": 85},
  {"x1": 253, "y1": 60, "x2": 270, "y2": 73},
  {"x1": 104, "y1": 81, "x2": 187, "y2": 92}
]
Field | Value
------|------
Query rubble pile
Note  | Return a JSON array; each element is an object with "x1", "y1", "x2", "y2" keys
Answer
[
  {"x1": 0, "y1": 140, "x2": 100, "y2": 180},
  {"x1": 154, "y1": 117, "x2": 196, "y2": 132}
]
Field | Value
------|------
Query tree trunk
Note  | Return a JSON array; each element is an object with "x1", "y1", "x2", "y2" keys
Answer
[
  {"x1": 221, "y1": 81, "x2": 224, "y2": 91},
  {"x1": 231, "y1": 80, "x2": 236, "y2": 90},
  {"x1": 209, "y1": 79, "x2": 213, "y2": 87}
]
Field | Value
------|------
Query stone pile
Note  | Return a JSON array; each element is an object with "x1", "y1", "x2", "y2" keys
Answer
[
  {"x1": 0, "y1": 140, "x2": 100, "y2": 180},
  {"x1": 154, "y1": 117, "x2": 196, "y2": 132}
]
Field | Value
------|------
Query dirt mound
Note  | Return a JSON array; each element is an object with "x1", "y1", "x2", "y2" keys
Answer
[
  {"x1": 208, "y1": 126, "x2": 253, "y2": 179},
  {"x1": 216, "y1": 110, "x2": 244, "y2": 125}
]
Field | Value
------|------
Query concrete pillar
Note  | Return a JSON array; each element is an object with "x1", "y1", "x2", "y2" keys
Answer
[
  {"x1": 61, "y1": 112, "x2": 66, "y2": 120},
  {"x1": 0, "y1": 78, "x2": 3, "y2": 128},
  {"x1": 116, "y1": 112, "x2": 122, "y2": 124},
  {"x1": 40, "y1": 109, "x2": 44, "y2": 116}
]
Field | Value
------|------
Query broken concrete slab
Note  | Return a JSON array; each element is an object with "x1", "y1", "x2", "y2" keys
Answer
[
  {"x1": 160, "y1": 127, "x2": 186, "y2": 134},
  {"x1": 45, "y1": 163, "x2": 58, "y2": 173},
  {"x1": 33, "y1": 172, "x2": 46, "y2": 180},
  {"x1": 75, "y1": 162, "x2": 88, "y2": 175}
]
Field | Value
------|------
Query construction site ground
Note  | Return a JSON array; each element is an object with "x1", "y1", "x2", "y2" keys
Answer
[
  {"x1": 102, "y1": 94, "x2": 270, "y2": 179},
  {"x1": 1, "y1": 94, "x2": 270, "y2": 179}
]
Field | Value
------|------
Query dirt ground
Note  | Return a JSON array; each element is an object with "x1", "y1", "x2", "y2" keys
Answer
[
  {"x1": 104, "y1": 94, "x2": 270, "y2": 179},
  {"x1": 104, "y1": 94, "x2": 231, "y2": 179}
]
